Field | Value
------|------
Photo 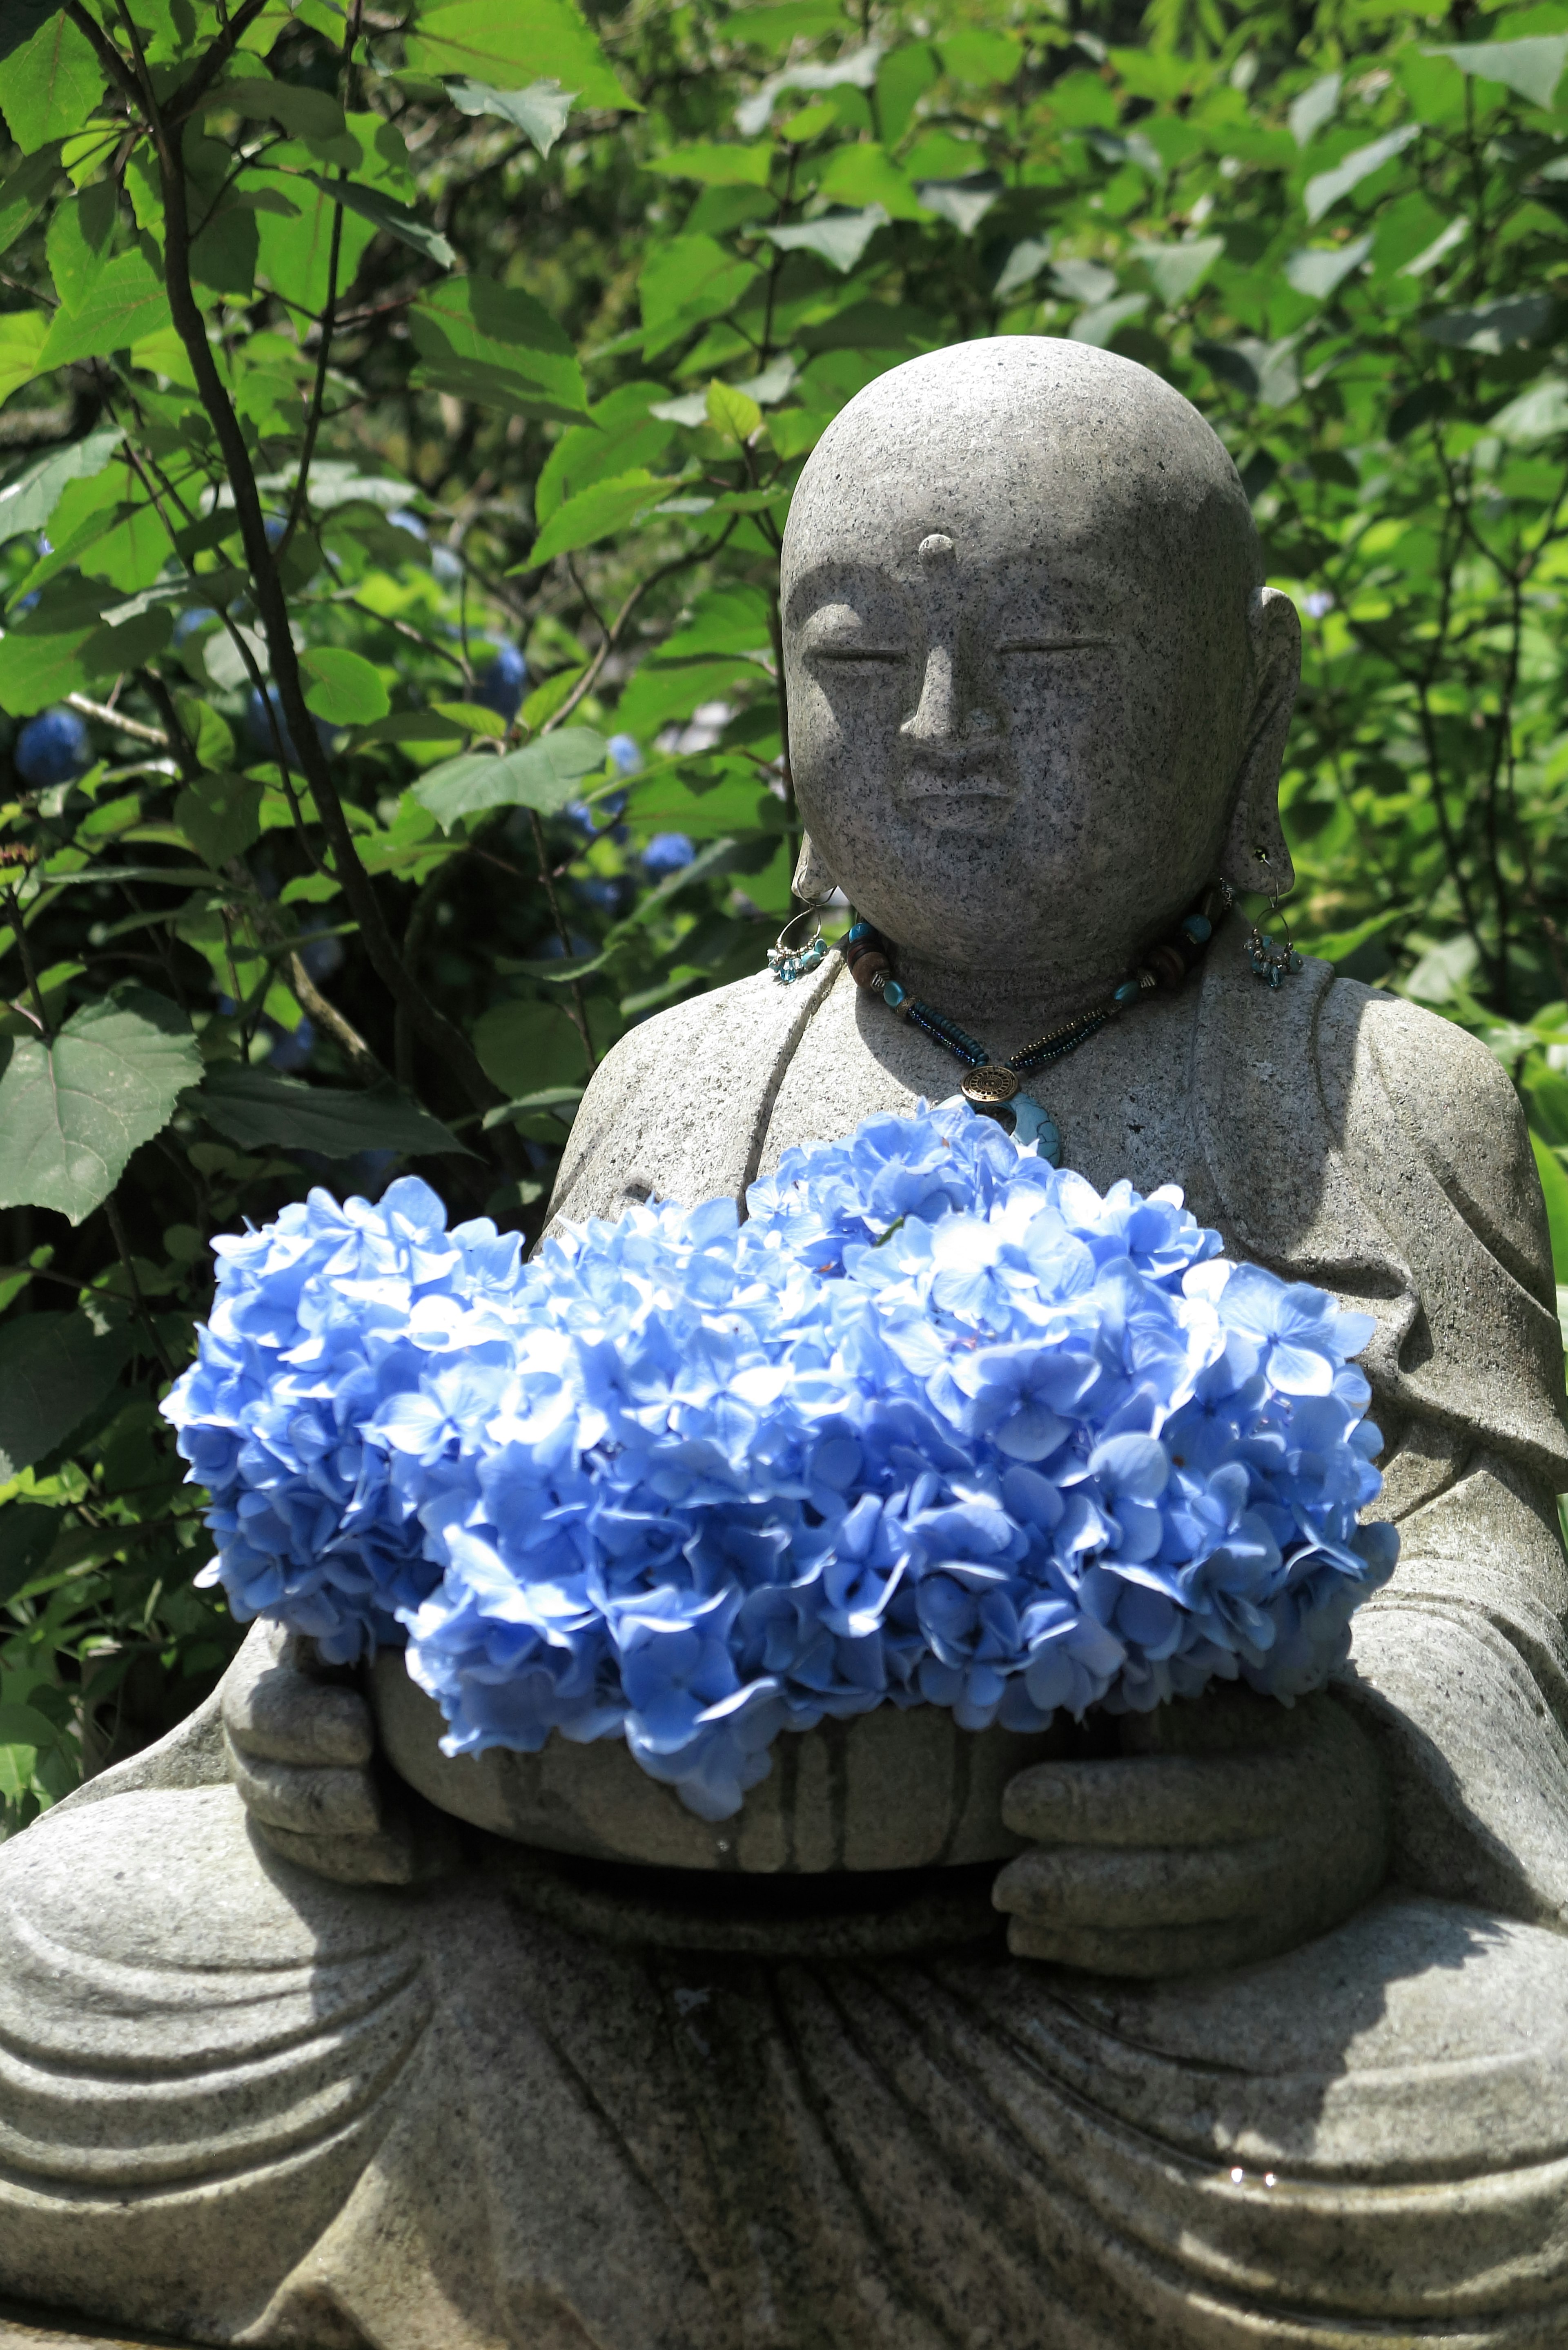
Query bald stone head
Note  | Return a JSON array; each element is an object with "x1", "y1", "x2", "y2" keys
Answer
[{"x1": 781, "y1": 337, "x2": 1300, "y2": 991}]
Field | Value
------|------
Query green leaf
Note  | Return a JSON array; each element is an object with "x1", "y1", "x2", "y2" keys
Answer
[
  {"x1": 45, "y1": 178, "x2": 114, "y2": 312},
  {"x1": 938, "y1": 27, "x2": 1022, "y2": 83},
  {"x1": 472, "y1": 998, "x2": 590, "y2": 1096},
  {"x1": 647, "y1": 140, "x2": 773, "y2": 186},
  {"x1": 254, "y1": 160, "x2": 376, "y2": 311},
  {"x1": 535, "y1": 382, "x2": 674, "y2": 524},
  {"x1": 1304, "y1": 126, "x2": 1420, "y2": 225},
  {"x1": 0, "y1": 426, "x2": 123, "y2": 544},
  {"x1": 408, "y1": 273, "x2": 588, "y2": 422},
  {"x1": 446, "y1": 77, "x2": 575, "y2": 156},
  {"x1": 0, "y1": 1501, "x2": 58, "y2": 1604},
  {"x1": 1533, "y1": 1134, "x2": 1568, "y2": 1286},
  {"x1": 191, "y1": 1067, "x2": 466, "y2": 1158},
  {"x1": 34, "y1": 249, "x2": 169, "y2": 369},
  {"x1": 993, "y1": 237, "x2": 1051, "y2": 301},
  {"x1": 200, "y1": 76, "x2": 347, "y2": 140},
  {"x1": 1131, "y1": 234, "x2": 1225, "y2": 305},
  {"x1": 706, "y1": 379, "x2": 762, "y2": 442},
  {"x1": 0, "y1": 144, "x2": 59, "y2": 258},
  {"x1": 0, "y1": 989, "x2": 200, "y2": 1225},
  {"x1": 0, "y1": 307, "x2": 48, "y2": 405},
  {"x1": 1283, "y1": 234, "x2": 1372, "y2": 300},
  {"x1": 639, "y1": 234, "x2": 762, "y2": 356},
  {"x1": 911, "y1": 178, "x2": 1000, "y2": 236},
  {"x1": 1422, "y1": 294, "x2": 1559, "y2": 351},
  {"x1": 1490, "y1": 381, "x2": 1568, "y2": 440},
  {"x1": 0, "y1": 9, "x2": 102, "y2": 155},
  {"x1": 1289, "y1": 72, "x2": 1341, "y2": 147},
  {"x1": 403, "y1": 0, "x2": 636, "y2": 111},
  {"x1": 174, "y1": 771, "x2": 264, "y2": 869},
  {"x1": 415, "y1": 728, "x2": 608, "y2": 829},
  {"x1": 523, "y1": 469, "x2": 677, "y2": 566},
  {"x1": 0, "y1": 1310, "x2": 133, "y2": 1482},
  {"x1": 298, "y1": 172, "x2": 456, "y2": 269},
  {"x1": 300, "y1": 647, "x2": 390, "y2": 724},
  {"x1": 766, "y1": 206, "x2": 887, "y2": 273},
  {"x1": 1426, "y1": 36, "x2": 1568, "y2": 111}
]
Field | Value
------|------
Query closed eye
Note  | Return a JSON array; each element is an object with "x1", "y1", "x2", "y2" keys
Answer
[
  {"x1": 810, "y1": 645, "x2": 906, "y2": 663},
  {"x1": 997, "y1": 637, "x2": 1111, "y2": 654}
]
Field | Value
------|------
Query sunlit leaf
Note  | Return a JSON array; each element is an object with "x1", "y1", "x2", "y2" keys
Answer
[
  {"x1": 445, "y1": 76, "x2": 576, "y2": 156},
  {"x1": 297, "y1": 171, "x2": 456, "y2": 268},
  {"x1": 766, "y1": 205, "x2": 887, "y2": 272},
  {"x1": 409, "y1": 273, "x2": 588, "y2": 421},
  {"x1": 414, "y1": 729, "x2": 608, "y2": 829},
  {"x1": 0, "y1": 8, "x2": 102, "y2": 154},
  {"x1": 35, "y1": 249, "x2": 169, "y2": 368},
  {"x1": 523, "y1": 469, "x2": 676, "y2": 566},
  {"x1": 1426, "y1": 36, "x2": 1568, "y2": 111},
  {"x1": 403, "y1": 0, "x2": 636, "y2": 110},
  {"x1": 0, "y1": 142, "x2": 58, "y2": 256},
  {"x1": 1304, "y1": 126, "x2": 1419, "y2": 225},
  {"x1": 300, "y1": 646, "x2": 390, "y2": 723},
  {"x1": 0, "y1": 988, "x2": 201, "y2": 1225}
]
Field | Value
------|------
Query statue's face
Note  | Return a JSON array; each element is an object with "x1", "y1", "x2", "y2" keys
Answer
[{"x1": 781, "y1": 346, "x2": 1258, "y2": 977}]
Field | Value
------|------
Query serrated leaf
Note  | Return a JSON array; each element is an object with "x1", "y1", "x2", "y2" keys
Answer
[
  {"x1": 639, "y1": 234, "x2": 761, "y2": 355},
  {"x1": 403, "y1": 0, "x2": 635, "y2": 111},
  {"x1": 0, "y1": 989, "x2": 200, "y2": 1225},
  {"x1": 0, "y1": 9, "x2": 102, "y2": 154},
  {"x1": 706, "y1": 380, "x2": 762, "y2": 442},
  {"x1": 766, "y1": 205, "x2": 887, "y2": 272},
  {"x1": 35, "y1": 249, "x2": 169, "y2": 368},
  {"x1": 0, "y1": 1310, "x2": 133, "y2": 1481},
  {"x1": 0, "y1": 144, "x2": 59, "y2": 257},
  {"x1": 523, "y1": 469, "x2": 676, "y2": 566},
  {"x1": 913, "y1": 177, "x2": 1000, "y2": 236},
  {"x1": 191, "y1": 1067, "x2": 466, "y2": 1158},
  {"x1": 300, "y1": 646, "x2": 390, "y2": 723},
  {"x1": 298, "y1": 171, "x2": 456, "y2": 268},
  {"x1": 446, "y1": 77, "x2": 575, "y2": 156},
  {"x1": 408, "y1": 273, "x2": 587, "y2": 421},
  {"x1": 415, "y1": 728, "x2": 607, "y2": 829}
]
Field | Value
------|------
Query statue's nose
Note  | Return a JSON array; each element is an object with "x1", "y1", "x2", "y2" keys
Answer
[{"x1": 900, "y1": 642, "x2": 998, "y2": 748}]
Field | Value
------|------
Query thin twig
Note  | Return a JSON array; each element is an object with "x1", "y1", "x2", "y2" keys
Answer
[{"x1": 102, "y1": 1194, "x2": 176, "y2": 1382}]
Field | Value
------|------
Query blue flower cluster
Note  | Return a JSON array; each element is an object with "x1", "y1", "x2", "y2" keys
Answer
[{"x1": 165, "y1": 1108, "x2": 1398, "y2": 1819}]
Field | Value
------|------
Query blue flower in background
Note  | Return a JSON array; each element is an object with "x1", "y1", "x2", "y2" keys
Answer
[
  {"x1": 245, "y1": 685, "x2": 337, "y2": 768},
  {"x1": 607, "y1": 732, "x2": 642, "y2": 776},
  {"x1": 15, "y1": 707, "x2": 91, "y2": 788},
  {"x1": 165, "y1": 1109, "x2": 1398, "y2": 1818},
  {"x1": 641, "y1": 832, "x2": 695, "y2": 877},
  {"x1": 474, "y1": 644, "x2": 528, "y2": 723}
]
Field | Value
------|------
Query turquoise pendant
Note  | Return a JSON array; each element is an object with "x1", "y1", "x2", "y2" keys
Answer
[
  {"x1": 1009, "y1": 1091, "x2": 1061, "y2": 1164},
  {"x1": 941, "y1": 1090, "x2": 1061, "y2": 1166}
]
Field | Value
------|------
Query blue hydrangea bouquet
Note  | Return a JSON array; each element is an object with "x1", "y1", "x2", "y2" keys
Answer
[{"x1": 165, "y1": 1107, "x2": 1397, "y2": 1820}]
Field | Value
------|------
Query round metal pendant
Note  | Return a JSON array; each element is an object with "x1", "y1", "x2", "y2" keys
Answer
[{"x1": 960, "y1": 1065, "x2": 1020, "y2": 1107}]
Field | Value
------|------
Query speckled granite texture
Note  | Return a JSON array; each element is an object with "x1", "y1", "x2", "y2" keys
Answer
[{"x1": 4, "y1": 339, "x2": 1568, "y2": 2348}]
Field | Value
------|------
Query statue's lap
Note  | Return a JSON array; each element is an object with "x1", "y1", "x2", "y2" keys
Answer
[{"x1": 4, "y1": 1780, "x2": 1568, "y2": 2348}]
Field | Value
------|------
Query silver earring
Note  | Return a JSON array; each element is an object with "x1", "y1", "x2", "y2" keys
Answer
[
  {"x1": 1227, "y1": 851, "x2": 1302, "y2": 988},
  {"x1": 768, "y1": 901, "x2": 832, "y2": 985}
]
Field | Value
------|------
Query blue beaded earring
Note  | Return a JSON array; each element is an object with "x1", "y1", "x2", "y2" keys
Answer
[
  {"x1": 1227, "y1": 852, "x2": 1302, "y2": 988},
  {"x1": 768, "y1": 901, "x2": 833, "y2": 985}
]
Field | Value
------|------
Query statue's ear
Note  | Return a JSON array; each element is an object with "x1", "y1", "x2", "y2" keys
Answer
[
  {"x1": 792, "y1": 831, "x2": 837, "y2": 900},
  {"x1": 1220, "y1": 586, "x2": 1302, "y2": 896}
]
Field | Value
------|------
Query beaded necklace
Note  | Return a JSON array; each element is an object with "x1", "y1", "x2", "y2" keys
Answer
[{"x1": 836, "y1": 887, "x2": 1223, "y2": 1166}]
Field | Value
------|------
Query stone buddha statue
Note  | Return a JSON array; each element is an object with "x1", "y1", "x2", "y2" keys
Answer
[{"x1": 4, "y1": 337, "x2": 1568, "y2": 2350}]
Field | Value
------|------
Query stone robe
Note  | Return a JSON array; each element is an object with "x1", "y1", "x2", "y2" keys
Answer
[{"x1": 4, "y1": 938, "x2": 1568, "y2": 2350}]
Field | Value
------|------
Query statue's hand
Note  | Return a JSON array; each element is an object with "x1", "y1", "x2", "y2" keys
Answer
[
  {"x1": 993, "y1": 1684, "x2": 1389, "y2": 1978},
  {"x1": 221, "y1": 1620, "x2": 416, "y2": 1885}
]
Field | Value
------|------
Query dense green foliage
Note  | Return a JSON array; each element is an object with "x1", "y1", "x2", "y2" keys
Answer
[{"x1": 1, "y1": 0, "x2": 1566, "y2": 1827}]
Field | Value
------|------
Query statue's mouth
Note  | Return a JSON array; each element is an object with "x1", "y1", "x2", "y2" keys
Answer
[{"x1": 893, "y1": 760, "x2": 1016, "y2": 832}]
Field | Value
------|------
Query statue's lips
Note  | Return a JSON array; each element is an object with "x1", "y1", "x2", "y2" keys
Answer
[{"x1": 892, "y1": 761, "x2": 1016, "y2": 832}]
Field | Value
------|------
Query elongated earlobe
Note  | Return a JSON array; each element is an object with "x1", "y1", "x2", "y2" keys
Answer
[{"x1": 792, "y1": 832, "x2": 837, "y2": 901}]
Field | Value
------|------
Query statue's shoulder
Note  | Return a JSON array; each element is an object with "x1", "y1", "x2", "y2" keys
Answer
[
  {"x1": 1318, "y1": 974, "x2": 1553, "y2": 1307},
  {"x1": 544, "y1": 958, "x2": 837, "y2": 1233}
]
